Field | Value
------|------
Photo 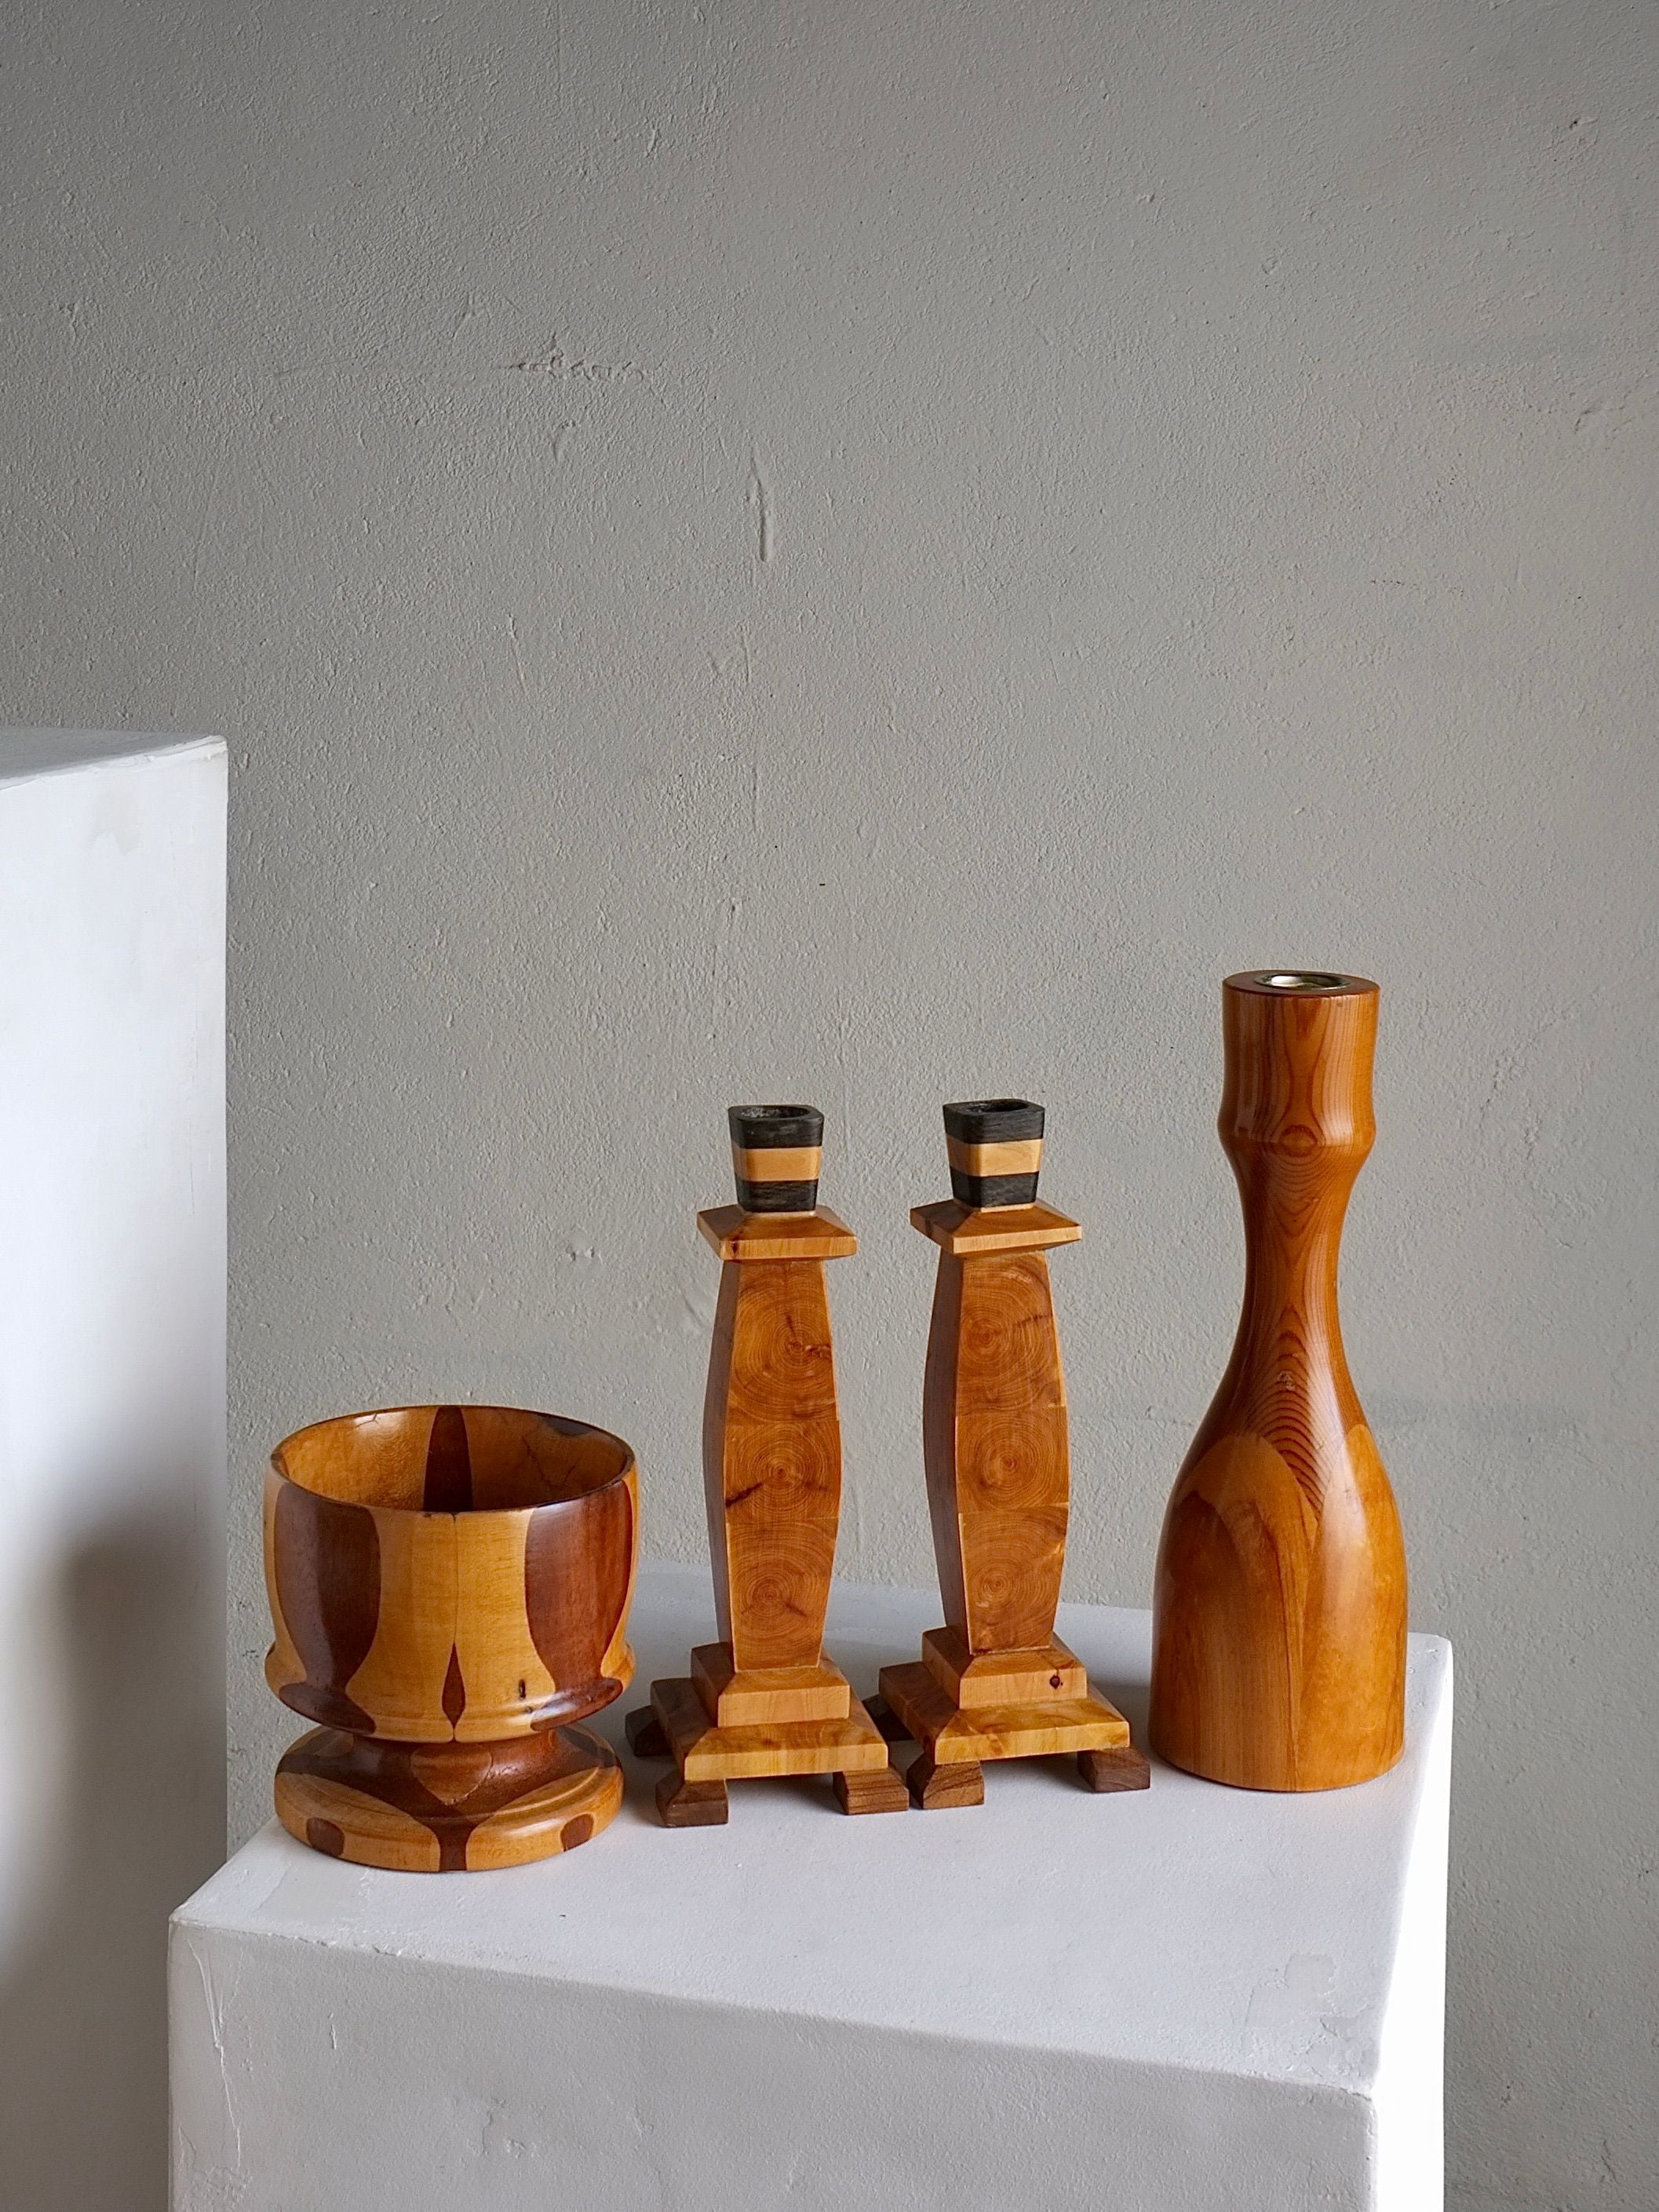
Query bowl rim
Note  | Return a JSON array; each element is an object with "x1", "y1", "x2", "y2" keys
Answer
[{"x1": 269, "y1": 1401, "x2": 637, "y2": 1516}]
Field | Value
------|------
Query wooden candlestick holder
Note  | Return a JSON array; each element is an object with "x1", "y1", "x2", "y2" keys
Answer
[
  {"x1": 877, "y1": 1101, "x2": 1150, "y2": 1808},
  {"x1": 264, "y1": 1404, "x2": 638, "y2": 1871},
  {"x1": 1149, "y1": 972, "x2": 1408, "y2": 1790},
  {"x1": 627, "y1": 1105, "x2": 907, "y2": 1824}
]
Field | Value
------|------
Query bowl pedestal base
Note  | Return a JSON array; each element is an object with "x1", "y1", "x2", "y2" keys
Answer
[{"x1": 274, "y1": 1723, "x2": 623, "y2": 1872}]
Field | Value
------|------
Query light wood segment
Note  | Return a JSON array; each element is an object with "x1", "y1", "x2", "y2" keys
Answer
[
  {"x1": 1150, "y1": 972, "x2": 1408, "y2": 1793},
  {"x1": 945, "y1": 1136, "x2": 1044, "y2": 1177},
  {"x1": 833, "y1": 1765, "x2": 910, "y2": 1815},
  {"x1": 650, "y1": 1674, "x2": 891, "y2": 1781},
  {"x1": 656, "y1": 1772, "x2": 730, "y2": 1827},
  {"x1": 330, "y1": 1501, "x2": 458, "y2": 1740},
  {"x1": 697, "y1": 1205, "x2": 859, "y2": 1261},
  {"x1": 921, "y1": 1626, "x2": 1087, "y2": 1708},
  {"x1": 906, "y1": 1751, "x2": 985, "y2": 1810},
  {"x1": 880, "y1": 1661, "x2": 1131, "y2": 1762},
  {"x1": 450, "y1": 1509, "x2": 559, "y2": 1741},
  {"x1": 691, "y1": 1643, "x2": 852, "y2": 1726},
  {"x1": 1077, "y1": 1746, "x2": 1153, "y2": 1794},
  {"x1": 910, "y1": 1200, "x2": 1081, "y2": 1255},
  {"x1": 731, "y1": 1144, "x2": 823, "y2": 1183},
  {"x1": 702, "y1": 1254, "x2": 842, "y2": 1671}
]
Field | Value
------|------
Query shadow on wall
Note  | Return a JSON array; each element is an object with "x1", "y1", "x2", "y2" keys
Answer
[{"x1": 0, "y1": 1505, "x2": 223, "y2": 2212}]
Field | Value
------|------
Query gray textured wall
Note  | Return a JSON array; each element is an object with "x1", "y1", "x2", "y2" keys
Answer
[{"x1": 2, "y1": 5, "x2": 1654, "y2": 2208}]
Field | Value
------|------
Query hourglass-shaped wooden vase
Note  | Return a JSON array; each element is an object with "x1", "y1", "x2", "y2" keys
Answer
[
  {"x1": 877, "y1": 1101, "x2": 1150, "y2": 1808},
  {"x1": 626, "y1": 1106, "x2": 907, "y2": 1825},
  {"x1": 265, "y1": 1404, "x2": 638, "y2": 1870},
  {"x1": 1150, "y1": 973, "x2": 1408, "y2": 1791}
]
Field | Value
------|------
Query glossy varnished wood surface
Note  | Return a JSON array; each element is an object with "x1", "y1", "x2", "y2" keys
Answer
[
  {"x1": 265, "y1": 1403, "x2": 639, "y2": 1867},
  {"x1": 878, "y1": 1660, "x2": 1131, "y2": 1761},
  {"x1": 702, "y1": 1251, "x2": 843, "y2": 1672},
  {"x1": 274, "y1": 1724, "x2": 624, "y2": 1872},
  {"x1": 891, "y1": 1133, "x2": 1150, "y2": 1803},
  {"x1": 689, "y1": 1642, "x2": 852, "y2": 1725},
  {"x1": 923, "y1": 1248, "x2": 1070, "y2": 1654},
  {"x1": 910, "y1": 1199, "x2": 1081, "y2": 1256},
  {"x1": 698, "y1": 1205, "x2": 858, "y2": 1262},
  {"x1": 1150, "y1": 974, "x2": 1408, "y2": 1791},
  {"x1": 635, "y1": 1154, "x2": 906, "y2": 1817}
]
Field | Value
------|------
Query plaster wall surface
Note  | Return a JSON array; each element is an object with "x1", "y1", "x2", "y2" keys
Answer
[
  {"x1": 0, "y1": 733, "x2": 227, "y2": 2212},
  {"x1": 1, "y1": 7, "x2": 1654, "y2": 2210}
]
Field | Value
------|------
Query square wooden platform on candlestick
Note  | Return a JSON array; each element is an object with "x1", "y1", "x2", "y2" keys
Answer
[
  {"x1": 874, "y1": 1099, "x2": 1150, "y2": 1809},
  {"x1": 626, "y1": 1104, "x2": 907, "y2": 1823}
]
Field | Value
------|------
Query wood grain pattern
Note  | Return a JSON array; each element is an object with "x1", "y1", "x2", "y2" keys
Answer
[
  {"x1": 910, "y1": 1199, "x2": 1081, "y2": 1256},
  {"x1": 923, "y1": 1248, "x2": 1070, "y2": 1653},
  {"x1": 274, "y1": 1723, "x2": 622, "y2": 1871},
  {"x1": 1077, "y1": 1745, "x2": 1153, "y2": 1794},
  {"x1": 878, "y1": 1661, "x2": 1131, "y2": 1761},
  {"x1": 1149, "y1": 972, "x2": 1408, "y2": 1792},
  {"x1": 647, "y1": 1674, "x2": 894, "y2": 1781},
  {"x1": 698, "y1": 1206, "x2": 859, "y2": 1261},
  {"x1": 833, "y1": 1765, "x2": 911, "y2": 1815},
  {"x1": 690, "y1": 1642, "x2": 851, "y2": 1726},
  {"x1": 636, "y1": 1112, "x2": 906, "y2": 1820},
  {"x1": 265, "y1": 1404, "x2": 640, "y2": 1869},
  {"x1": 890, "y1": 1115, "x2": 1152, "y2": 1805},
  {"x1": 921, "y1": 1626, "x2": 1086, "y2": 1707},
  {"x1": 702, "y1": 1255, "x2": 842, "y2": 1671},
  {"x1": 906, "y1": 1751, "x2": 985, "y2": 1810}
]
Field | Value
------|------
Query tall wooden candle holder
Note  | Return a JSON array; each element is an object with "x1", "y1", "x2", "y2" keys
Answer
[
  {"x1": 877, "y1": 1101, "x2": 1150, "y2": 1809},
  {"x1": 1150, "y1": 973, "x2": 1408, "y2": 1791},
  {"x1": 627, "y1": 1105, "x2": 907, "y2": 1825}
]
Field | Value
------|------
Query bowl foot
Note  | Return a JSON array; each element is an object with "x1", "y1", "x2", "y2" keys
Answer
[{"x1": 275, "y1": 1723, "x2": 623, "y2": 1871}]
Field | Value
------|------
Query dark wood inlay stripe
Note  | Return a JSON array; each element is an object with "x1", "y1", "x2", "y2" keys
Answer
[
  {"x1": 943, "y1": 1097, "x2": 1045, "y2": 1145},
  {"x1": 948, "y1": 1170, "x2": 1041, "y2": 1210},
  {"x1": 525, "y1": 1478, "x2": 636, "y2": 1723},
  {"x1": 442, "y1": 1646, "x2": 468, "y2": 1728},
  {"x1": 424, "y1": 1403, "x2": 473, "y2": 1513},
  {"x1": 272, "y1": 1484, "x2": 380, "y2": 1732},
  {"x1": 727, "y1": 1104, "x2": 825, "y2": 1150},
  {"x1": 735, "y1": 1177, "x2": 819, "y2": 1214}
]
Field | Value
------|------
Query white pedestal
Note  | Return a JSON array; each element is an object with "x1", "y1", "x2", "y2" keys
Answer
[
  {"x1": 0, "y1": 732, "x2": 226, "y2": 2212},
  {"x1": 173, "y1": 1564, "x2": 1450, "y2": 2212}
]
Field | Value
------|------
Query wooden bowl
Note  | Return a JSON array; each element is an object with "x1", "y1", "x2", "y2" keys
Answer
[{"x1": 264, "y1": 1403, "x2": 638, "y2": 1871}]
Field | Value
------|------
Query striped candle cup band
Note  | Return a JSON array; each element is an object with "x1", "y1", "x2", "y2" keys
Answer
[
  {"x1": 942, "y1": 1097, "x2": 1044, "y2": 1208},
  {"x1": 727, "y1": 1103, "x2": 825, "y2": 1214}
]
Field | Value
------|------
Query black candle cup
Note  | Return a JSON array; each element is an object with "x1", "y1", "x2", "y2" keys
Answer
[
  {"x1": 943, "y1": 1098, "x2": 1045, "y2": 1208},
  {"x1": 728, "y1": 1104, "x2": 825, "y2": 1214}
]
